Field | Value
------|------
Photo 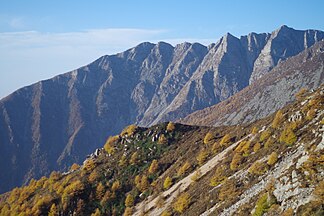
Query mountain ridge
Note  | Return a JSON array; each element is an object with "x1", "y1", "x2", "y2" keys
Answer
[{"x1": 0, "y1": 25, "x2": 323, "y2": 193}]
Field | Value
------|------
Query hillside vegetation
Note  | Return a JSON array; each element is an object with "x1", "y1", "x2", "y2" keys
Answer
[{"x1": 0, "y1": 86, "x2": 323, "y2": 216}]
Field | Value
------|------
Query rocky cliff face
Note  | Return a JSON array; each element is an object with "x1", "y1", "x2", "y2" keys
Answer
[
  {"x1": 0, "y1": 26, "x2": 323, "y2": 193},
  {"x1": 181, "y1": 40, "x2": 324, "y2": 127}
]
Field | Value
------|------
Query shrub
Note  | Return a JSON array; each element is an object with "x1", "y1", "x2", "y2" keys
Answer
[
  {"x1": 281, "y1": 208, "x2": 293, "y2": 216},
  {"x1": 260, "y1": 129, "x2": 271, "y2": 142},
  {"x1": 123, "y1": 207, "x2": 133, "y2": 216},
  {"x1": 306, "y1": 108, "x2": 316, "y2": 120},
  {"x1": 204, "y1": 132, "x2": 214, "y2": 145},
  {"x1": 235, "y1": 140, "x2": 251, "y2": 156},
  {"x1": 111, "y1": 180, "x2": 121, "y2": 192},
  {"x1": 125, "y1": 194, "x2": 134, "y2": 207},
  {"x1": 220, "y1": 134, "x2": 231, "y2": 146},
  {"x1": 253, "y1": 142, "x2": 261, "y2": 152},
  {"x1": 267, "y1": 152, "x2": 278, "y2": 166},
  {"x1": 163, "y1": 177, "x2": 172, "y2": 190},
  {"x1": 161, "y1": 210, "x2": 171, "y2": 216},
  {"x1": 104, "y1": 136, "x2": 118, "y2": 154},
  {"x1": 279, "y1": 124, "x2": 297, "y2": 146},
  {"x1": 158, "y1": 134, "x2": 168, "y2": 144},
  {"x1": 83, "y1": 159, "x2": 96, "y2": 171},
  {"x1": 88, "y1": 170, "x2": 100, "y2": 183},
  {"x1": 218, "y1": 179, "x2": 238, "y2": 201},
  {"x1": 191, "y1": 169, "x2": 202, "y2": 182},
  {"x1": 173, "y1": 193, "x2": 191, "y2": 213},
  {"x1": 264, "y1": 137, "x2": 275, "y2": 149},
  {"x1": 96, "y1": 182, "x2": 105, "y2": 199},
  {"x1": 119, "y1": 155, "x2": 128, "y2": 167},
  {"x1": 130, "y1": 152, "x2": 139, "y2": 165},
  {"x1": 177, "y1": 161, "x2": 191, "y2": 176},
  {"x1": 148, "y1": 159, "x2": 159, "y2": 174},
  {"x1": 252, "y1": 127, "x2": 258, "y2": 134},
  {"x1": 70, "y1": 163, "x2": 80, "y2": 171},
  {"x1": 166, "y1": 122, "x2": 175, "y2": 132},
  {"x1": 230, "y1": 153, "x2": 243, "y2": 171},
  {"x1": 139, "y1": 175, "x2": 149, "y2": 192},
  {"x1": 91, "y1": 208, "x2": 101, "y2": 216},
  {"x1": 295, "y1": 88, "x2": 307, "y2": 100},
  {"x1": 48, "y1": 204, "x2": 58, "y2": 216},
  {"x1": 210, "y1": 166, "x2": 226, "y2": 186},
  {"x1": 272, "y1": 110, "x2": 283, "y2": 129},
  {"x1": 196, "y1": 150, "x2": 209, "y2": 166},
  {"x1": 248, "y1": 161, "x2": 267, "y2": 175},
  {"x1": 121, "y1": 124, "x2": 138, "y2": 136},
  {"x1": 253, "y1": 193, "x2": 270, "y2": 216},
  {"x1": 212, "y1": 142, "x2": 222, "y2": 153}
]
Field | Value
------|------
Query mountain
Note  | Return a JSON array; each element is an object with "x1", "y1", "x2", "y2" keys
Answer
[
  {"x1": 1, "y1": 86, "x2": 323, "y2": 215},
  {"x1": 0, "y1": 26, "x2": 323, "y2": 193},
  {"x1": 181, "y1": 40, "x2": 324, "y2": 127}
]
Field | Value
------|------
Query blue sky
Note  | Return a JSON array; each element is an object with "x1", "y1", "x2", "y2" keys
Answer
[{"x1": 1, "y1": 0, "x2": 324, "y2": 98}]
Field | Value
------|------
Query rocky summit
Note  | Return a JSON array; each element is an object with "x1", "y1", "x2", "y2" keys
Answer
[{"x1": 0, "y1": 26, "x2": 323, "y2": 193}]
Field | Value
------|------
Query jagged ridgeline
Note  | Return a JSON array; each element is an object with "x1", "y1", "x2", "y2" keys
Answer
[
  {"x1": 1, "y1": 86, "x2": 323, "y2": 215},
  {"x1": 1, "y1": 26, "x2": 324, "y2": 194}
]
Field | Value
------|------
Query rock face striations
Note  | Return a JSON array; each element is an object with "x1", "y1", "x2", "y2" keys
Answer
[
  {"x1": 0, "y1": 26, "x2": 323, "y2": 193},
  {"x1": 181, "y1": 40, "x2": 324, "y2": 127}
]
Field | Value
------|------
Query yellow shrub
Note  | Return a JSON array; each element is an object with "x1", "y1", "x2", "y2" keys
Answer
[
  {"x1": 158, "y1": 134, "x2": 168, "y2": 144},
  {"x1": 177, "y1": 161, "x2": 191, "y2": 176},
  {"x1": 111, "y1": 180, "x2": 121, "y2": 192},
  {"x1": 279, "y1": 124, "x2": 297, "y2": 145},
  {"x1": 163, "y1": 177, "x2": 172, "y2": 190},
  {"x1": 191, "y1": 169, "x2": 202, "y2": 182},
  {"x1": 253, "y1": 142, "x2": 261, "y2": 152},
  {"x1": 104, "y1": 136, "x2": 118, "y2": 154},
  {"x1": 220, "y1": 134, "x2": 231, "y2": 146},
  {"x1": 248, "y1": 161, "x2": 267, "y2": 175},
  {"x1": 121, "y1": 124, "x2": 138, "y2": 136},
  {"x1": 125, "y1": 194, "x2": 134, "y2": 207},
  {"x1": 252, "y1": 127, "x2": 258, "y2": 134},
  {"x1": 260, "y1": 129, "x2": 271, "y2": 142},
  {"x1": 204, "y1": 132, "x2": 214, "y2": 145},
  {"x1": 196, "y1": 150, "x2": 209, "y2": 166},
  {"x1": 272, "y1": 110, "x2": 283, "y2": 129},
  {"x1": 267, "y1": 152, "x2": 278, "y2": 166},
  {"x1": 148, "y1": 159, "x2": 159, "y2": 174},
  {"x1": 173, "y1": 193, "x2": 191, "y2": 213},
  {"x1": 130, "y1": 152, "x2": 139, "y2": 165},
  {"x1": 210, "y1": 166, "x2": 226, "y2": 187},
  {"x1": 230, "y1": 153, "x2": 243, "y2": 171},
  {"x1": 166, "y1": 122, "x2": 175, "y2": 132}
]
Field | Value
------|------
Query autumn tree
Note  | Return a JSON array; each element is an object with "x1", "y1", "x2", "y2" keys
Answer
[
  {"x1": 70, "y1": 163, "x2": 80, "y2": 172},
  {"x1": 91, "y1": 208, "x2": 101, "y2": 216},
  {"x1": 139, "y1": 175, "x2": 149, "y2": 192},
  {"x1": 166, "y1": 122, "x2": 175, "y2": 132},
  {"x1": 252, "y1": 127, "x2": 258, "y2": 134},
  {"x1": 158, "y1": 134, "x2": 168, "y2": 144},
  {"x1": 163, "y1": 177, "x2": 172, "y2": 190},
  {"x1": 121, "y1": 124, "x2": 138, "y2": 136},
  {"x1": 119, "y1": 155, "x2": 128, "y2": 167},
  {"x1": 253, "y1": 142, "x2": 261, "y2": 152},
  {"x1": 267, "y1": 152, "x2": 278, "y2": 166},
  {"x1": 204, "y1": 132, "x2": 214, "y2": 145},
  {"x1": 48, "y1": 204, "x2": 58, "y2": 216},
  {"x1": 148, "y1": 159, "x2": 159, "y2": 174},
  {"x1": 248, "y1": 161, "x2": 267, "y2": 175},
  {"x1": 260, "y1": 129, "x2": 271, "y2": 142},
  {"x1": 279, "y1": 124, "x2": 297, "y2": 145},
  {"x1": 173, "y1": 192, "x2": 191, "y2": 213},
  {"x1": 210, "y1": 166, "x2": 226, "y2": 186},
  {"x1": 130, "y1": 152, "x2": 139, "y2": 165},
  {"x1": 125, "y1": 194, "x2": 135, "y2": 207},
  {"x1": 218, "y1": 179, "x2": 238, "y2": 201},
  {"x1": 104, "y1": 136, "x2": 118, "y2": 154},
  {"x1": 96, "y1": 182, "x2": 105, "y2": 199},
  {"x1": 196, "y1": 149, "x2": 209, "y2": 166},
  {"x1": 272, "y1": 110, "x2": 283, "y2": 129},
  {"x1": 111, "y1": 180, "x2": 121, "y2": 192},
  {"x1": 230, "y1": 153, "x2": 243, "y2": 171},
  {"x1": 177, "y1": 161, "x2": 191, "y2": 176},
  {"x1": 220, "y1": 134, "x2": 231, "y2": 146}
]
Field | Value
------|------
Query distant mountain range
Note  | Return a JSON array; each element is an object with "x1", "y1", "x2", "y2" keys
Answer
[{"x1": 0, "y1": 25, "x2": 323, "y2": 193}]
